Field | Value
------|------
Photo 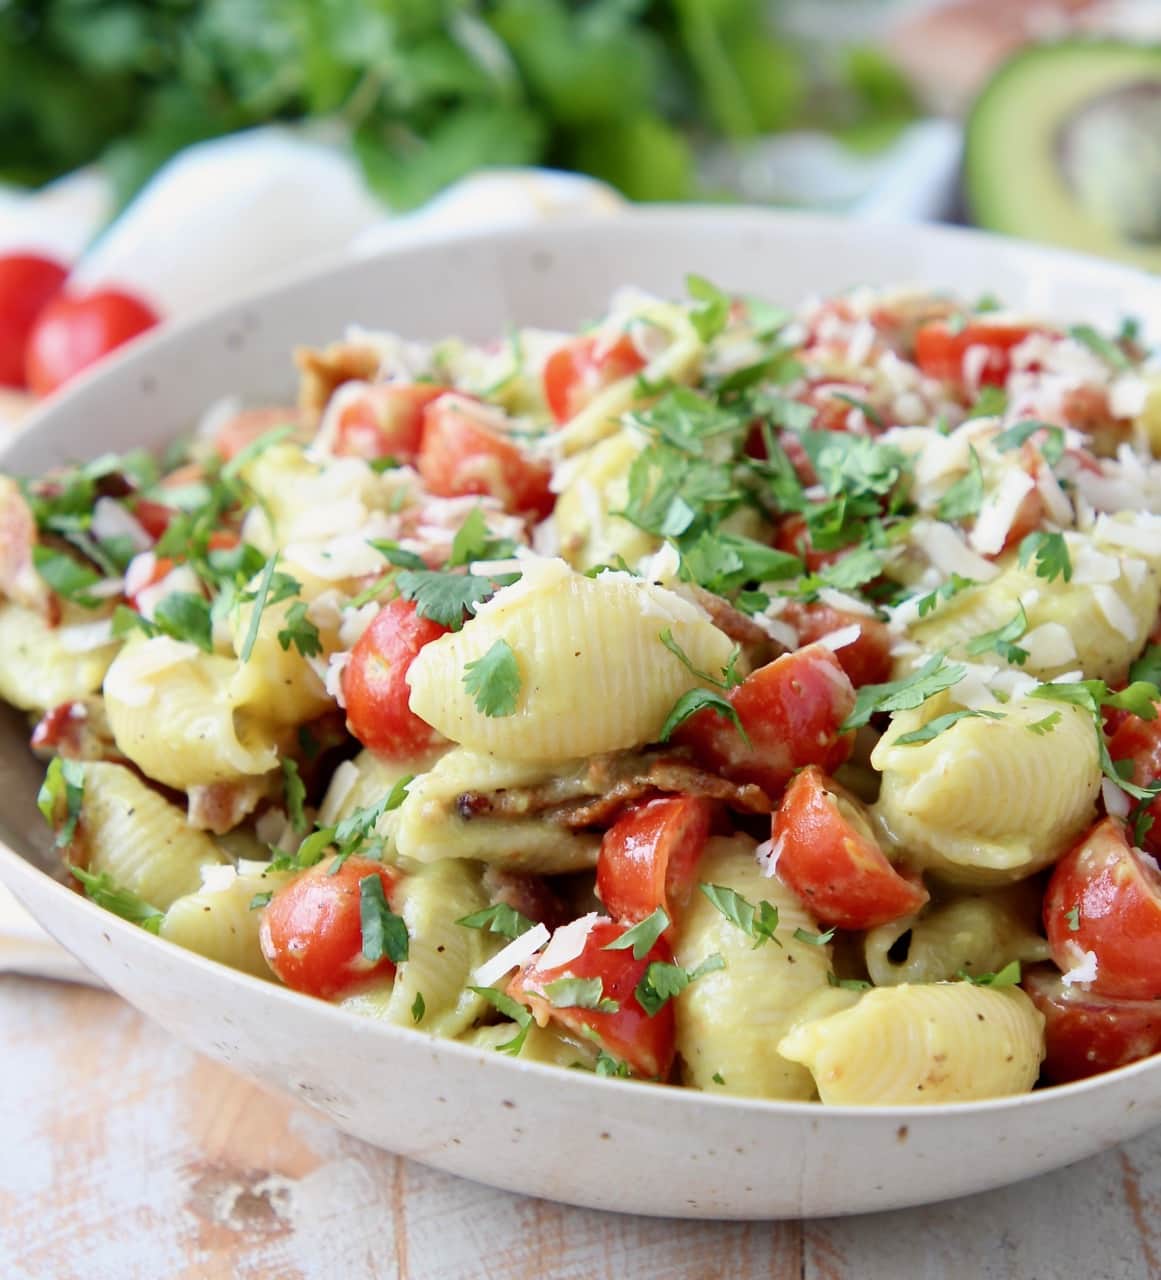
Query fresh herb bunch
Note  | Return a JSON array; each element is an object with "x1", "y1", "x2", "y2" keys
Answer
[{"x1": 0, "y1": 1, "x2": 917, "y2": 210}]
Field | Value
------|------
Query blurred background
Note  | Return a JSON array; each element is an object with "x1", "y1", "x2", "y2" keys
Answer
[{"x1": 0, "y1": 0, "x2": 1159, "y2": 405}]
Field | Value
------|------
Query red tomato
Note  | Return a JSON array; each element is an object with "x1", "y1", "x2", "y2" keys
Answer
[
  {"x1": 780, "y1": 602, "x2": 893, "y2": 689},
  {"x1": 914, "y1": 321, "x2": 1036, "y2": 390},
  {"x1": 596, "y1": 796, "x2": 713, "y2": 925},
  {"x1": 1045, "y1": 818, "x2": 1161, "y2": 1000},
  {"x1": 674, "y1": 643, "x2": 856, "y2": 798},
  {"x1": 331, "y1": 383, "x2": 442, "y2": 462},
  {"x1": 342, "y1": 598, "x2": 448, "y2": 759},
  {"x1": 1107, "y1": 708, "x2": 1161, "y2": 857},
  {"x1": 213, "y1": 405, "x2": 300, "y2": 462},
  {"x1": 772, "y1": 515, "x2": 843, "y2": 574},
  {"x1": 259, "y1": 857, "x2": 399, "y2": 998},
  {"x1": 418, "y1": 394, "x2": 553, "y2": 517},
  {"x1": 0, "y1": 253, "x2": 68, "y2": 387},
  {"x1": 801, "y1": 380, "x2": 881, "y2": 434},
  {"x1": 771, "y1": 767, "x2": 928, "y2": 929},
  {"x1": 131, "y1": 498, "x2": 176, "y2": 541},
  {"x1": 507, "y1": 915, "x2": 676, "y2": 1078},
  {"x1": 543, "y1": 333, "x2": 645, "y2": 423},
  {"x1": 1023, "y1": 967, "x2": 1161, "y2": 1084},
  {"x1": 25, "y1": 287, "x2": 160, "y2": 396}
]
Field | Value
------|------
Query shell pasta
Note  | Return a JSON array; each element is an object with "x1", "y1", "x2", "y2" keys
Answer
[{"x1": 10, "y1": 278, "x2": 1161, "y2": 1105}]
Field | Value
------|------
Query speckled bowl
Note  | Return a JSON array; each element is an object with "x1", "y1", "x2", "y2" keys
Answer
[{"x1": 2, "y1": 209, "x2": 1160, "y2": 1219}]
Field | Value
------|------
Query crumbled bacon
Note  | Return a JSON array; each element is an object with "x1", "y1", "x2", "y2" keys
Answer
[
  {"x1": 187, "y1": 777, "x2": 271, "y2": 835},
  {"x1": 294, "y1": 341, "x2": 382, "y2": 422},
  {"x1": 30, "y1": 699, "x2": 121, "y2": 762},
  {"x1": 480, "y1": 866, "x2": 570, "y2": 933}
]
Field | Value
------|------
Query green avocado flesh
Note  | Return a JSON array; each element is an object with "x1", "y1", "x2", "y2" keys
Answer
[{"x1": 965, "y1": 41, "x2": 1161, "y2": 270}]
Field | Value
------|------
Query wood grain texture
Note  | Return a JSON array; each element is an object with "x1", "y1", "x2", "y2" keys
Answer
[{"x1": 0, "y1": 975, "x2": 1159, "y2": 1280}]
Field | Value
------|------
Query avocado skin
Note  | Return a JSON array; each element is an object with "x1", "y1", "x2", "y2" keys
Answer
[{"x1": 965, "y1": 40, "x2": 1161, "y2": 271}]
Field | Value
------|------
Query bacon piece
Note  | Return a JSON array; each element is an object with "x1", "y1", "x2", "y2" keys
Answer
[
  {"x1": 480, "y1": 866, "x2": 570, "y2": 933},
  {"x1": 186, "y1": 777, "x2": 272, "y2": 835},
  {"x1": 30, "y1": 699, "x2": 122, "y2": 762},
  {"x1": 294, "y1": 341, "x2": 381, "y2": 423},
  {"x1": 682, "y1": 585, "x2": 782, "y2": 666}
]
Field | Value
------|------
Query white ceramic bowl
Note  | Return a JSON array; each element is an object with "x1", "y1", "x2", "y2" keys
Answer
[{"x1": 2, "y1": 209, "x2": 1160, "y2": 1220}]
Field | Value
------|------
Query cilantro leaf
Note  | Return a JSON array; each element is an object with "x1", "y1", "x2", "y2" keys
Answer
[
  {"x1": 916, "y1": 574, "x2": 976, "y2": 617},
  {"x1": 448, "y1": 507, "x2": 517, "y2": 568},
  {"x1": 659, "y1": 627, "x2": 742, "y2": 690},
  {"x1": 469, "y1": 986, "x2": 533, "y2": 1055},
  {"x1": 686, "y1": 274, "x2": 730, "y2": 342},
  {"x1": 238, "y1": 554, "x2": 279, "y2": 663},
  {"x1": 699, "y1": 883, "x2": 782, "y2": 948},
  {"x1": 69, "y1": 865, "x2": 164, "y2": 934},
  {"x1": 543, "y1": 976, "x2": 619, "y2": 1013},
  {"x1": 966, "y1": 386, "x2": 1007, "y2": 419},
  {"x1": 958, "y1": 960, "x2": 1021, "y2": 987},
  {"x1": 827, "y1": 973, "x2": 872, "y2": 991},
  {"x1": 277, "y1": 600, "x2": 322, "y2": 658},
  {"x1": 1130, "y1": 645, "x2": 1161, "y2": 688},
  {"x1": 1068, "y1": 323, "x2": 1130, "y2": 371},
  {"x1": 634, "y1": 953, "x2": 724, "y2": 1016},
  {"x1": 895, "y1": 709, "x2": 1004, "y2": 745},
  {"x1": 153, "y1": 592, "x2": 214, "y2": 653},
  {"x1": 602, "y1": 907, "x2": 669, "y2": 960},
  {"x1": 595, "y1": 1049, "x2": 633, "y2": 1078},
  {"x1": 658, "y1": 688, "x2": 747, "y2": 745},
  {"x1": 842, "y1": 654, "x2": 966, "y2": 732},
  {"x1": 711, "y1": 1071, "x2": 726, "y2": 1085},
  {"x1": 32, "y1": 546, "x2": 103, "y2": 608},
  {"x1": 1132, "y1": 806, "x2": 1156, "y2": 849},
  {"x1": 396, "y1": 569, "x2": 498, "y2": 630},
  {"x1": 37, "y1": 756, "x2": 85, "y2": 848},
  {"x1": 964, "y1": 604, "x2": 1029, "y2": 666},
  {"x1": 456, "y1": 902, "x2": 536, "y2": 941},
  {"x1": 992, "y1": 420, "x2": 1065, "y2": 466},
  {"x1": 1017, "y1": 531, "x2": 1072, "y2": 583},
  {"x1": 678, "y1": 530, "x2": 801, "y2": 594},
  {"x1": 793, "y1": 927, "x2": 837, "y2": 947},
  {"x1": 936, "y1": 447, "x2": 984, "y2": 522},
  {"x1": 463, "y1": 638, "x2": 521, "y2": 717},
  {"x1": 411, "y1": 992, "x2": 426, "y2": 1024},
  {"x1": 249, "y1": 891, "x2": 273, "y2": 911},
  {"x1": 832, "y1": 392, "x2": 884, "y2": 429},
  {"x1": 1064, "y1": 906, "x2": 1080, "y2": 932},
  {"x1": 1026, "y1": 711, "x2": 1062, "y2": 736},
  {"x1": 358, "y1": 874, "x2": 409, "y2": 964},
  {"x1": 281, "y1": 758, "x2": 307, "y2": 834}
]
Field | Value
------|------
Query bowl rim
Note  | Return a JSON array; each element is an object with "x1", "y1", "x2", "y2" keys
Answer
[{"x1": 3, "y1": 202, "x2": 1160, "y2": 1121}]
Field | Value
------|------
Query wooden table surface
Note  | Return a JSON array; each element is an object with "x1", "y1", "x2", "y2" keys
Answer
[{"x1": 2, "y1": 977, "x2": 1160, "y2": 1279}]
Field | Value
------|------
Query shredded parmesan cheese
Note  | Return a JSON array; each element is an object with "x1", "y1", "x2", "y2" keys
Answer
[{"x1": 471, "y1": 923, "x2": 551, "y2": 988}]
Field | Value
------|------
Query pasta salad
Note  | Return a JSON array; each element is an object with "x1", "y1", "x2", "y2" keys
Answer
[{"x1": 10, "y1": 278, "x2": 1161, "y2": 1105}]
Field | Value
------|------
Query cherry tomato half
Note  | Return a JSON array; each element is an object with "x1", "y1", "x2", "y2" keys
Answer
[
  {"x1": 596, "y1": 795, "x2": 713, "y2": 926},
  {"x1": 674, "y1": 643, "x2": 856, "y2": 798},
  {"x1": 507, "y1": 915, "x2": 676, "y2": 1079},
  {"x1": 418, "y1": 393, "x2": 553, "y2": 517},
  {"x1": 914, "y1": 321, "x2": 1037, "y2": 391},
  {"x1": 780, "y1": 602, "x2": 893, "y2": 689},
  {"x1": 331, "y1": 382, "x2": 443, "y2": 462},
  {"x1": 771, "y1": 766, "x2": 928, "y2": 929},
  {"x1": 213, "y1": 405, "x2": 301, "y2": 462},
  {"x1": 1044, "y1": 817, "x2": 1161, "y2": 1000},
  {"x1": 25, "y1": 287, "x2": 160, "y2": 396},
  {"x1": 543, "y1": 332, "x2": 646, "y2": 423},
  {"x1": 259, "y1": 857, "x2": 399, "y2": 999},
  {"x1": 342, "y1": 598, "x2": 448, "y2": 759},
  {"x1": 1107, "y1": 707, "x2": 1161, "y2": 857},
  {"x1": 0, "y1": 253, "x2": 67, "y2": 388},
  {"x1": 1023, "y1": 966, "x2": 1161, "y2": 1084}
]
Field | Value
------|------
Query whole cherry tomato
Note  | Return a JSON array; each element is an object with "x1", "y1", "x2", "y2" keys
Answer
[
  {"x1": 0, "y1": 253, "x2": 67, "y2": 388},
  {"x1": 25, "y1": 287, "x2": 160, "y2": 396}
]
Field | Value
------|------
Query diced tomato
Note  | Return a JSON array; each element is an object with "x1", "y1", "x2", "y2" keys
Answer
[
  {"x1": 674, "y1": 643, "x2": 856, "y2": 798},
  {"x1": 771, "y1": 767, "x2": 928, "y2": 929},
  {"x1": 130, "y1": 498, "x2": 176, "y2": 541},
  {"x1": 507, "y1": 915, "x2": 676, "y2": 1079},
  {"x1": 0, "y1": 253, "x2": 68, "y2": 387},
  {"x1": 30, "y1": 701, "x2": 84, "y2": 753},
  {"x1": 331, "y1": 382, "x2": 443, "y2": 462},
  {"x1": 1106, "y1": 707, "x2": 1161, "y2": 856},
  {"x1": 772, "y1": 515, "x2": 843, "y2": 574},
  {"x1": 596, "y1": 796, "x2": 714, "y2": 926},
  {"x1": 1023, "y1": 967, "x2": 1161, "y2": 1084},
  {"x1": 342, "y1": 598, "x2": 448, "y2": 759},
  {"x1": 914, "y1": 321, "x2": 1037, "y2": 390},
  {"x1": 543, "y1": 333, "x2": 646, "y2": 423},
  {"x1": 259, "y1": 857, "x2": 399, "y2": 999},
  {"x1": 417, "y1": 393, "x2": 553, "y2": 517},
  {"x1": 25, "y1": 287, "x2": 160, "y2": 396},
  {"x1": 213, "y1": 406, "x2": 300, "y2": 462},
  {"x1": 1044, "y1": 818, "x2": 1161, "y2": 1000},
  {"x1": 780, "y1": 602, "x2": 893, "y2": 688}
]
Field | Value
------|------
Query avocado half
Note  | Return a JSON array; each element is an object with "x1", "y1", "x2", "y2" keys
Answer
[{"x1": 965, "y1": 41, "x2": 1161, "y2": 270}]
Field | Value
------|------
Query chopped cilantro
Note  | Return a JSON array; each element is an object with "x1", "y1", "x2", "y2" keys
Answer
[
  {"x1": 832, "y1": 392, "x2": 884, "y2": 429},
  {"x1": 602, "y1": 908, "x2": 669, "y2": 960},
  {"x1": 711, "y1": 1071, "x2": 726, "y2": 1085},
  {"x1": 958, "y1": 960, "x2": 1021, "y2": 987},
  {"x1": 678, "y1": 530, "x2": 801, "y2": 595},
  {"x1": 992, "y1": 420, "x2": 1065, "y2": 466},
  {"x1": 276, "y1": 600, "x2": 322, "y2": 658},
  {"x1": 699, "y1": 883, "x2": 781, "y2": 948},
  {"x1": 1132, "y1": 806, "x2": 1155, "y2": 848},
  {"x1": 1068, "y1": 323, "x2": 1130, "y2": 371},
  {"x1": 595, "y1": 1049, "x2": 633, "y2": 1078},
  {"x1": 895, "y1": 709, "x2": 1004, "y2": 745},
  {"x1": 965, "y1": 386, "x2": 1007, "y2": 419},
  {"x1": 658, "y1": 688, "x2": 747, "y2": 745},
  {"x1": 463, "y1": 638, "x2": 521, "y2": 718},
  {"x1": 1064, "y1": 906, "x2": 1080, "y2": 932},
  {"x1": 634, "y1": 953, "x2": 724, "y2": 1016},
  {"x1": 1017, "y1": 531, "x2": 1072, "y2": 583},
  {"x1": 469, "y1": 986, "x2": 533, "y2": 1055},
  {"x1": 456, "y1": 902, "x2": 536, "y2": 941},
  {"x1": 69, "y1": 865, "x2": 164, "y2": 933},
  {"x1": 543, "y1": 976, "x2": 618, "y2": 1013},
  {"x1": 37, "y1": 756, "x2": 85, "y2": 848},
  {"x1": 411, "y1": 992, "x2": 426, "y2": 1024},
  {"x1": 964, "y1": 604, "x2": 1029, "y2": 666},
  {"x1": 1130, "y1": 645, "x2": 1161, "y2": 688},
  {"x1": 448, "y1": 507, "x2": 517, "y2": 568},
  {"x1": 827, "y1": 973, "x2": 872, "y2": 991},
  {"x1": 916, "y1": 574, "x2": 976, "y2": 617},
  {"x1": 238, "y1": 554, "x2": 280, "y2": 663},
  {"x1": 686, "y1": 274, "x2": 731, "y2": 342},
  {"x1": 396, "y1": 569, "x2": 500, "y2": 630},
  {"x1": 1026, "y1": 711, "x2": 1062, "y2": 736},
  {"x1": 659, "y1": 628, "x2": 743, "y2": 691},
  {"x1": 793, "y1": 927, "x2": 836, "y2": 947},
  {"x1": 841, "y1": 654, "x2": 966, "y2": 732},
  {"x1": 936, "y1": 447, "x2": 984, "y2": 522},
  {"x1": 32, "y1": 546, "x2": 102, "y2": 608},
  {"x1": 153, "y1": 592, "x2": 214, "y2": 653},
  {"x1": 281, "y1": 758, "x2": 307, "y2": 834},
  {"x1": 249, "y1": 891, "x2": 273, "y2": 911},
  {"x1": 358, "y1": 874, "x2": 409, "y2": 964}
]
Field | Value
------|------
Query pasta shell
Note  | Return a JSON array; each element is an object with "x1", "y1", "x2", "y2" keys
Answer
[
  {"x1": 0, "y1": 602, "x2": 118, "y2": 712},
  {"x1": 161, "y1": 865, "x2": 292, "y2": 978}
]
